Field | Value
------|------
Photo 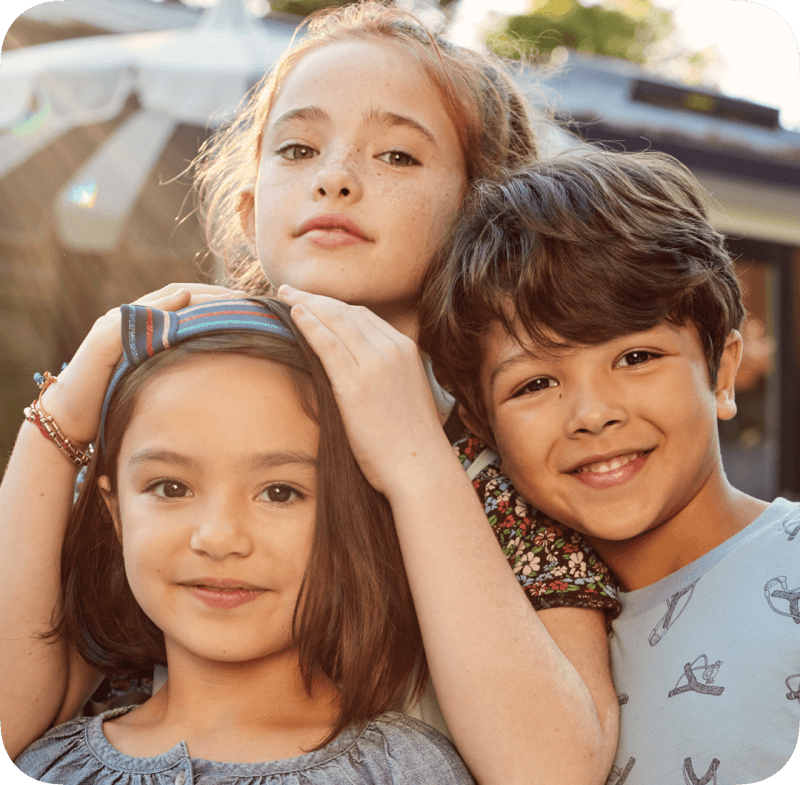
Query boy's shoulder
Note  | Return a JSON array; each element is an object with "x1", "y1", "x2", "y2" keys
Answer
[
  {"x1": 615, "y1": 497, "x2": 798, "y2": 617},
  {"x1": 608, "y1": 497, "x2": 800, "y2": 784}
]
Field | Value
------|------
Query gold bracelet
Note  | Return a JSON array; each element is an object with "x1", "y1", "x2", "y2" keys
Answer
[{"x1": 24, "y1": 372, "x2": 94, "y2": 467}]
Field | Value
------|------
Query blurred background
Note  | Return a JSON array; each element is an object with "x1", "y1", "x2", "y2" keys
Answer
[{"x1": 1, "y1": 0, "x2": 799, "y2": 500}]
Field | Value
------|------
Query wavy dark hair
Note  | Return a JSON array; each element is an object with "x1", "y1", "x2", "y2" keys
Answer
[
  {"x1": 194, "y1": 0, "x2": 541, "y2": 292},
  {"x1": 419, "y1": 148, "x2": 745, "y2": 432},
  {"x1": 49, "y1": 298, "x2": 425, "y2": 747}
]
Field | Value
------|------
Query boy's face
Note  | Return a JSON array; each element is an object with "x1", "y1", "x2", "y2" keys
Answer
[{"x1": 477, "y1": 320, "x2": 741, "y2": 544}]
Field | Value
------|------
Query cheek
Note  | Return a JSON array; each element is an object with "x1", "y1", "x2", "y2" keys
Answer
[
  {"x1": 427, "y1": 175, "x2": 465, "y2": 234},
  {"x1": 493, "y1": 410, "x2": 556, "y2": 489}
]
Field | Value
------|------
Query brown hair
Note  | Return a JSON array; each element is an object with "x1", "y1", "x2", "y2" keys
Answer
[
  {"x1": 194, "y1": 0, "x2": 541, "y2": 292},
  {"x1": 51, "y1": 298, "x2": 425, "y2": 746},
  {"x1": 419, "y1": 148, "x2": 745, "y2": 431}
]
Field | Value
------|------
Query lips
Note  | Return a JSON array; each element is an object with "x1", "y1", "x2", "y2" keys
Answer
[
  {"x1": 568, "y1": 450, "x2": 652, "y2": 490},
  {"x1": 182, "y1": 578, "x2": 267, "y2": 610},
  {"x1": 296, "y1": 213, "x2": 370, "y2": 241},
  {"x1": 189, "y1": 587, "x2": 263, "y2": 609},
  {"x1": 573, "y1": 451, "x2": 645, "y2": 475},
  {"x1": 183, "y1": 577, "x2": 264, "y2": 590}
]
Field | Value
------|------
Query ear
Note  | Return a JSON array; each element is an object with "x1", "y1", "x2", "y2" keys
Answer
[
  {"x1": 238, "y1": 187, "x2": 256, "y2": 250},
  {"x1": 458, "y1": 403, "x2": 498, "y2": 451},
  {"x1": 97, "y1": 475, "x2": 122, "y2": 543},
  {"x1": 715, "y1": 329, "x2": 743, "y2": 422}
]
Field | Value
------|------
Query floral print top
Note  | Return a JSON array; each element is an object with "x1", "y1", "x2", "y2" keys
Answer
[{"x1": 455, "y1": 431, "x2": 620, "y2": 618}]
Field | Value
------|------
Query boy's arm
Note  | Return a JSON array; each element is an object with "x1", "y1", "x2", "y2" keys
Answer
[
  {"x1": 278, "y1": 289, "x2": 620, "y2": 785},
  {"x1": 0, "y1": 284, "x2": 239, "y2": 759}
]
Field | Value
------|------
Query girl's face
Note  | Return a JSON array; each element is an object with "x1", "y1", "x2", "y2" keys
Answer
[
  {"x1": 101, "y1": 353, "x2": 319, "y2": 667},
  {"x1": 242, "y1": 39, "x2": 468, "y2": 333}
]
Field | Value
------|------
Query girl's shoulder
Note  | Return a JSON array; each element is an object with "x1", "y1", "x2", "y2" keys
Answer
[
  {"x1": 355, "y1": 712, "x2": 473, "y2": 781},
  {"x1": 14, "y1": 709, "x2": 474, "y2": 785},
  {"x1": 13, "y1": 706, "x2": 136, "y2": 782}
]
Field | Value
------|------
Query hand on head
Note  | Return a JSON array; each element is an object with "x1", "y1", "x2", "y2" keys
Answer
[
  {"x1": 277, "y1": 285, "x2": 451, "y2": 498},
  {"x1": 40, "y1": 283, "x2": 244, "y2": 448}
]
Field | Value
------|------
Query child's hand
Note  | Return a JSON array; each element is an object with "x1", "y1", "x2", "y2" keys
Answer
[
  {"x1": 40, "y1": 283, "x2": 243, "y2": 448},
  {"x1": 277, "y1": 286, "x2": 454, "y2": 497}
]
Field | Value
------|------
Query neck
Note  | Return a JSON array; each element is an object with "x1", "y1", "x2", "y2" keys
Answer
[
  {"x1": 586, "y1": 469, "x2": 769, "y2": 592},
  {"x1": 380, "y1": 309, "x2": 419, "y2": 343},
  {"x1": 104, "y1": 645, "x2": 340, "y2": 762}
]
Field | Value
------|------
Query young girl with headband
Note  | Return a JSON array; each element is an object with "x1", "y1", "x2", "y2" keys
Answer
[
  {"x1": 14, "y1": 298, "x2": 474, "y2": 784},
  {"x1": 0, "y1": 3, "x2": 619, "y2": 783}
]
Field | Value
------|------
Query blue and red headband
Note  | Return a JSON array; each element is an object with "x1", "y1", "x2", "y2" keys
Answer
[{"x1": 99, "y1": 298, "x2": 294, "y2": 453}]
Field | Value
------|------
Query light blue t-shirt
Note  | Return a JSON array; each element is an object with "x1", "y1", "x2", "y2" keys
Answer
[
  {"x1": 15, "y1": 707, "x2": 475, "y2": 785},
  {"x1": 607, "y1": 498, "x2": 800, "y2": 785}
]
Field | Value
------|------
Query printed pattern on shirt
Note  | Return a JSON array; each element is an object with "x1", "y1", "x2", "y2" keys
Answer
[
  {"x1": 609, "y1": 499, "x2": 800, "y2": 784},
  {"x1": 454, "y1": 432, "x2": 619, "y2": 616}
]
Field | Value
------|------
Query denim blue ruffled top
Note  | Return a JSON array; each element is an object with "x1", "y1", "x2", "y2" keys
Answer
[{"x1": 15, "y1": 706, "x2": 475, "y2": 784}]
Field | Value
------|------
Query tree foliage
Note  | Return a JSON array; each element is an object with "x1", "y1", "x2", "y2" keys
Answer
[
  {"x1": 269, "y1": 0, "x2": 351, "y2": 16},
  {"x1": 488, "y1": 0, "x2": 673, "y2": 65}
]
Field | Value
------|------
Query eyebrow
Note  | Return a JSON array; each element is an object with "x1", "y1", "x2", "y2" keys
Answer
[
  {"x1": 489, "y1": 351, "x2": 534, "y2": 393},
  {"x1": 488, "y1": 343, "x2": 559, "y2": 393},
  {"x1": 127, "y1": 449, "x2": 317, "y2": 473},
  {"x1": 269, "y1": 106, "x2": 329, "y2": 136},
  {"x1": 268, "y1": 105, "x2": 437, "y2": 147},
  {"x1": 364, "y1": 108, "x2": 437, "y2": 146}
]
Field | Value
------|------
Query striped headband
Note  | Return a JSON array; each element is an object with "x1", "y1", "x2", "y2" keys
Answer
[{"x1": 99, "y1": 299, "x2": 294, "y2": 453}]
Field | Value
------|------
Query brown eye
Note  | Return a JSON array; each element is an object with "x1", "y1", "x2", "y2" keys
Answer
[
  {"x1": 150, "y1": 480, "x2": 191, "y2": 499},
  {"x1": 512, "y1": 377, "x2": 557, "y2": 397},
  {"x1": 279, "y1": 144, "x2": 317, "y2": 161},
  {"x1": 618, "y1": 350, "x2": 658, "y2": 368},
  {"x1": 261, "y1": 484, "x2": 300, "y2": 504},
  {"x1": 378, "y1": 151, "x2": 418, "y2": 166}
]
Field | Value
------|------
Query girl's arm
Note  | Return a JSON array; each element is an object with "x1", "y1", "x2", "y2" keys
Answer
[
  {"x1": 0, "y1": 284, "x2": 239, "y2": 760},
  {"x1": 278, "y1": 288, "x2": 619, "y2": 785}
]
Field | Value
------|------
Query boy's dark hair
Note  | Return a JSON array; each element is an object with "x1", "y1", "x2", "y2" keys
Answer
[
  {"x1": 49, "y1": 299, "x2": 425, "y2": 747},
  {"x1": 419, "y1": 148, "x2": 745, "y2": 432}
]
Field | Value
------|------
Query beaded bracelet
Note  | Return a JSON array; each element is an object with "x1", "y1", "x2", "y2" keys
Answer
[{"x1": 23, "y1": 371, "x2": 94, "y2": 467}]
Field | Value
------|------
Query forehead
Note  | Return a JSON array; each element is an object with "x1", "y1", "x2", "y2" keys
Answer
[
  {"x1": 266, "y1": 38, "x2": 461, "y2": 144},
  {"x1": 121, "y1": 353, "x2": 319, "y2": 462}
]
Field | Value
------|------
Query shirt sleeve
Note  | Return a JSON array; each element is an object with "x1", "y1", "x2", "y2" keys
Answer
[{"x1": 453, "y1": 431, "x2": 620, "y2": 620}]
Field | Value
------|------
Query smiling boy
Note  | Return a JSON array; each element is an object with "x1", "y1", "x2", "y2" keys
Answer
[{"x1": 420, "y1": 149, "x2": 800, "y2": 784}]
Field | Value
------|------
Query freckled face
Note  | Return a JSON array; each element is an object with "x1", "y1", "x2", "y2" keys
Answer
[
  {"x1": 246, "y1": 39, "x2": 468, "y2": 330},
  {"x1": 104, "y1": 354, "x2": 319, "y2": 665},
  {"x1": 480, "y1": 322, "x2": 737, "y2": 545}
]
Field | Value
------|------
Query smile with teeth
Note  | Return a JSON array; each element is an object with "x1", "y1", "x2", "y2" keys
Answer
[{"x1": 574, "y1": 451, "x2": 646, "y2": 475}]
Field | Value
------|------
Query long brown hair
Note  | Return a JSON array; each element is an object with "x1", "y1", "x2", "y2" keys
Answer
[
  {"x1": 51, "y1": 298, "x2": 426, "y2": 746},
  {"x1": 194, "y1": 0, "x2": 541, "y2": 292}
]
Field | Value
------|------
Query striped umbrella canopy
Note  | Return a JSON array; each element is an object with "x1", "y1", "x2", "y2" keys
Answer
[{"x1": 0, "y1": 0, "x2": 297, "y2": 254}]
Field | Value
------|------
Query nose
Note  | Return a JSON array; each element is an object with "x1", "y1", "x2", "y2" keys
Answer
[
  {"x1": 190, "y1": 496, "x2": 253, "y2": 560},
  {"x1": 564, "y1": 378, "x2": 628, "y2": 437},
  {"x1": 311, "y1": 151, "x2": 363, "y2": 202}
]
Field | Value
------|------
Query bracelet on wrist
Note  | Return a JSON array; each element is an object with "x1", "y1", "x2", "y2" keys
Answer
[{"x1": 23, "y1": 370, "x2": 94, "y2": 467}]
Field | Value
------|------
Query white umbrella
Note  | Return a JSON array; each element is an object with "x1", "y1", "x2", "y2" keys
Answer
[{"x1": 0, "y1": 0, "x2": 297, "y2": 252}]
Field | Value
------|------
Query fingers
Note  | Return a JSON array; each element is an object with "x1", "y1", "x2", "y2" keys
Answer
[
  {"x1": 288, "y1": 304, "x2": 361, "y2": 379},
  {"x1": 132, "y1": 283, "x2": 246, "y2": 309},
  {"x1": 276, "y1": 285, "x2": 413, "y2": 357}
]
